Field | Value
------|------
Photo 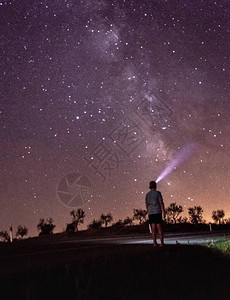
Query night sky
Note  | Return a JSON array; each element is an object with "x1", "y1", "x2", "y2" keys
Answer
[{"x1": 1, "y1": 0, "x2": 230, "y2": 236}]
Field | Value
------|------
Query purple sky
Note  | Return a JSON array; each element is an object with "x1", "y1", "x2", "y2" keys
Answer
[{"x1": 1, "y1": 0, "x2": 230, "y2": 236}]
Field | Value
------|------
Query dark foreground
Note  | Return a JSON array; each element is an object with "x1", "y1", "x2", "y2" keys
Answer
[{"x1": 0, "y1": 242, "x2": 230, "y2": 300}]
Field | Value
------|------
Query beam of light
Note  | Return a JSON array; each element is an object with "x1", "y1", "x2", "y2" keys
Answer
[{"x1": 156, "y1": 142, "x2": 197, "y2": 183}]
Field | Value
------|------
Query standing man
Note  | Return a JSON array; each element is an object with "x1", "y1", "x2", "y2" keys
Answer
[{"x1": 145, "y1": 181, "x2": 165, "y2": 247}]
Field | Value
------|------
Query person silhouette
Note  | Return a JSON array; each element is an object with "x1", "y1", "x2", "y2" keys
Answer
[{"x1": 145, "y1": 181, "x2": 165, "y2": 247}]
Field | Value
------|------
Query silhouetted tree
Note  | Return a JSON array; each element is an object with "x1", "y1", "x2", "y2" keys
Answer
[
  {"x1": 178, "y1": 216, "x2": 188, "y2": 224},
  {"x1": 165, "y1": 212, "x2": 173, "y2": 224},
  {"x1": 112, "y1": 219, "x2": 124, "y2": 228},
  {"x1": 188, "y1": 206, "x2": 204, "y2": 224},
  {"x1": 37, "y1": 218, "x2": 55, "y2": 235},
  {"x1": 133, "y1": 209, "x2": 148, "y2": 225},
  {"x1": 123, "y1": 216, "x2": 133, "y2": 226},
  {"x1": 165, "y1": 203, "x2": 183, "y2": 224},
  {"x1": 88, "y1": 219, "x2": 102, "y2": 229},
  {"x1": 0, "y1": 231, "x2": 10, "y2": 242},
  {"x1": 100, "y1": 213, "x2": 113, "y2": 227},
  {"x1": 224, "y1": 218, "x2": 230, "y2": 224},
  {"x1": 212, "y1": 210, "x2": 225, "y2": 224},
  {"x1": 67, "y1": 209, "x2": 86, "y2": 232},
  {"x1": 16, "y1": 225, "x2": 28, "y2": 239},
  {"x1": 66, "y1": 223, "x2": 75, "y2": 233}
]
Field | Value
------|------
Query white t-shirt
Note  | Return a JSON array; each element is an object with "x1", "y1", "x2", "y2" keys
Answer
[{"x1": 145, "y1": 189, "x2": 163, "y2": 215}]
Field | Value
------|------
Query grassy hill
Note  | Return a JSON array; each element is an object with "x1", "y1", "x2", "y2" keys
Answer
[{"x1": 0, "y1": 240, "x2": 230, "y2": 299}]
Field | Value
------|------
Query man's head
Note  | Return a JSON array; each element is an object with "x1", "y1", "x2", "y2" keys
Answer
[{"x1": 149, "y1": 181, "x2": 156, "y2": 190}]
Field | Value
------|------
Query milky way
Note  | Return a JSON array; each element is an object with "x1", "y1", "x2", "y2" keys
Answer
[{"x1": 1, "y1": 0, "x2": 230, "y2": 236}]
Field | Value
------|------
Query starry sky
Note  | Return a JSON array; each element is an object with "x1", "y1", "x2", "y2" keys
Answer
[{"x1": 1, "y1": 0, "x2": 230, "y2": 236}]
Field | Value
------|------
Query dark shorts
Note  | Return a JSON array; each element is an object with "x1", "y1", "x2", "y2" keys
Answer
[{"x1": 149, "y1": 213, "x2": 163, "y2": 224}]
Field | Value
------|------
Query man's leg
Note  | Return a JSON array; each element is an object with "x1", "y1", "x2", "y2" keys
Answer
[
  {"x1": 157, "y1": 223, "x2": 164, "y2": 246},
  {"x1": 151, "y1": 223, "x2": 157, "y2": 246}
]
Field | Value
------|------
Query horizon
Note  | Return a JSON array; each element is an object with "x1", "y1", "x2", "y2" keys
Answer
[{"x1": 2, "y1": 203, "x2": 228, "y2": 238}]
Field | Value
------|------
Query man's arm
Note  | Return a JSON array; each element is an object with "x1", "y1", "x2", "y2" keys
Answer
[
  {"x1": 145, "y1": 194, "x2": 148, "y2": 212},
  {"x1": 159, "y1": 192, "x2": 165, "y2": 218}
]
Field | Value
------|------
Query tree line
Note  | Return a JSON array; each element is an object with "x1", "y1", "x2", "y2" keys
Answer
[{"x1": 0, "y1": 204, "x2": 229, "y2": 241}]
